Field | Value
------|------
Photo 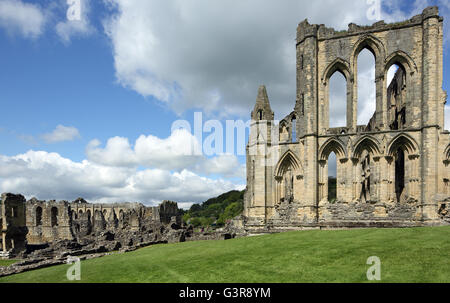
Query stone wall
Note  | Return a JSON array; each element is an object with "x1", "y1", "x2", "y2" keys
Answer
[
  {"x1": 1, "y1": 193, "x2": 183, "y2": 256},
  {"x1": 245, "y1": 6, "x2": 450, "y2": 232},
  {"x1": 1, "y1": 193, "x2": 27, "y2": 254}
]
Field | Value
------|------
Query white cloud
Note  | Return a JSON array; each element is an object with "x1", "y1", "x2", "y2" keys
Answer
[
  {"x1": 102, "y1": 1, "x2": 450, "y2": 121},
  {"x1": 195, "y1": 154, "x2": 246, "y2": 179},
  {"x1": 55, "y1": 0, "x2": 94, "y2": 43},
  {"x1": 103, "y1": 0, "x2": 382, "y2": 118},
  {"x1": 86, "y1": 128, "x2": 245, "y2": 178},
  {"x1": 42, "y1": 125, "x2": 81, "y2": 143},
  {"x1": 0, "y1": 150, "x2": 244, "y2": 205},
  {"x1": 86, "y1": 137, "x2": 137, "y2": 167},
  {"x1": 0, "y1": 0, "x2": 47, "y2": 39}
]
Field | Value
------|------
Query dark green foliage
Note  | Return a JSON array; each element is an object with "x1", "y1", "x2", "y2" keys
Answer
[{"x1": 184, "y1": 190, "x2": 244, "y2": 227}]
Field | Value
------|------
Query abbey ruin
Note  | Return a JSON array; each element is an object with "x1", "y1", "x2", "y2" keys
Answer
[
  {"x1": 244, "y1": 6, "x2": 450, "y2": 232},
  {"x1": 0, "y1": 192, "x2": 185, "y2": 260}
]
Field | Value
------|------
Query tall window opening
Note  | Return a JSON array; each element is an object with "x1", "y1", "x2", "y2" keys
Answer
[
  {"x1": 329, "y1": 72, "x2": 347, "y2": 128},
  {"x1": 357, "y1": 48, "x2": 376, "y2": 126},
  {"x1": 387, "y1": 63, "x2": 407, "y2": 130},
  {"x1": 292, "y1": 117, "x2": 297, "y2": 142},
  {"x1": 51, "y1": 207, "x2": 58, "y2": 227},
  {"x1": 328, "y1": 152, "x2": 337, "y2": 202},
  {"x1": 395, "y1": 147, "x2": 405, "y2": 202},
  {"x1": 36, "y1": 206, "x2": 42, "y2": 226}
]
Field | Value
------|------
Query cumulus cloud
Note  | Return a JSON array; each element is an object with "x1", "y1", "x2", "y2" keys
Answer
[
  {"x1": 102, "y1": 0, "x2": 450, "y2": 125},
  {"x1": 86, "y1": 129, "x2": 245, "y2": 178},
  {"x1": 102, "y1": 0, "x2": 448, "y2": 120},
  {"x1": 42, "y1": 125, "x2": 81, "y2": 143},
  {"x1": 103, "y1": 0, "x2": 383, "y2": 118},
  {"x1": 0, "y1": 150, "x2": 244, "y2": 205},
  {"x1": 0, "y1": 0, "x2": 47, "y2": 39},
  {"x1": 56, "y1": 0, "x2": 95, "y2": 43}
]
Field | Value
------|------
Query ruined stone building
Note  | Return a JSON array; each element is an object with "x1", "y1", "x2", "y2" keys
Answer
[
  {"x1": 244, "y1": 6, "x2": 450, "y2": 232},
  {"x1": 1, "y1": 192, "x2": 180, "y2": 256}
]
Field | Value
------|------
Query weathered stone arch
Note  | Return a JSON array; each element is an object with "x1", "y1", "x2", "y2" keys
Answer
[
  {"x1": 319, "y1": 138, "x2": 347, "y2": 161},
  {"x1": 274, "y1": 150, "x2": 303, "y2": 204},
  {"x1": 385, "y1": 50, "x2": 418, "y2": 76},
  {"x1": 275, "y1": 150, "x2": 302, "y2": 178},
  {"x1": 279, "y1": 119, "x2": 290, "y2": 142},
  {"x1": 86, "y1": 209, "x2": 91, "y2": 224},
  {"x1": 51, "y1": 207, "x2": 58, "y2": 227},
  {"x1": 351, "y1": 34, "x2": 386, "y2": 67},
  {"x1": 352, "y1": 136, "x2": 381, "y2": 159},
  {"x1": 322, "y1": 58, "x2": 352, "y2": 84},
  {"x1": 35, "y1": 206, "x2": 42, "y2": 226},
  {"x1": 279, "y1": 119, "x2": 289, "y2": 129},
  {"x1": 387, "y1": 133, "x2": 419, "y2": 156},
  {"x1": 444, "y1": 144, "x2": 450, "y2": 161},
  {"x1": 321, "y1": 58, "x2": 354, "y2": 130}
]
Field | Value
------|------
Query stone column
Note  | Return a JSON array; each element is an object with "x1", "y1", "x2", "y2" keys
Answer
[
  {"x1": 375, "y1": 73, "x2": 386, "y2": 130},
  {"x1": 380, "y1": 156, "x2": 393, "y2": 203},
  {"x1": 421, "y1": 8, "x2": 441, "y2": 221},
  {"x1": 2, "y1": 233, "x2": 6, "y2": 253}
]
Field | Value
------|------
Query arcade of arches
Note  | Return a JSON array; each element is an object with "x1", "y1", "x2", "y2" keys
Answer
[{"x1": 245, "y1": 7, "x2": 450, "y2": 231}]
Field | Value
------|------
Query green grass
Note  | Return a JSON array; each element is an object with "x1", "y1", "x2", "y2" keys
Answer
[
  {"x1": 1, "y1": 226, "x2": 450, "y2": 283},
  {"x1": 0, "y1": 260, "x2": 17, "y2": 267}
]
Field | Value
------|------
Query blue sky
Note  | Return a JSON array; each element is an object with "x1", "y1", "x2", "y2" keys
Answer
[{"x1": 0, "y1": 0, "x2": 449, "y2": 207}]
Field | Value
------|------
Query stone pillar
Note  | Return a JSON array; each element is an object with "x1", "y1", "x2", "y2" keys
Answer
[
  {"x1": 372, "y1": 156, "x2": 381, "y2": 202},
  {"x1": 346, "y1": 76, "x2": 354, "y2": 130},
  {"x1": 421, "y1": 8, "x2": 441, "y2": 221},
  {"x1": 2, "y1": 233, "x2": 6, "y2": 253},
  {"x1": 375, "y1": 75, "x2": 386, "y2": 130},
  {"x1": 381, "y1": 156, "x2": 393, "y2": 203},
  {"x1": 1, "y1": 195, "x2": 6, "y2": 252}
]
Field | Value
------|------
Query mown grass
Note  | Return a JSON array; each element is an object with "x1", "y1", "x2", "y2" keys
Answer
[
  {"x1": 1, "y1": 226, "x2": 449, "y2": 283},
  {"x1": 0, "y1": 260, "x2": 17, "y2": 267}
]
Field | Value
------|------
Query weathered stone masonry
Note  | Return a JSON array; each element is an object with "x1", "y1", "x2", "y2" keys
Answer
[
  {"x1": 0, "y1": 193, "x2": 180, "y2": 256},
  {"x1": 244, "y1": 6, "x2": 450, "y2": 232}
]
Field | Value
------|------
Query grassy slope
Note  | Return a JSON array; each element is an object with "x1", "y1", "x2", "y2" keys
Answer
[
  {"x1": 1, "y1": 226, "x2": 449, "y2": 283},
  {"x1": 0, "y1": 260, "x2": 17, "y2": 267}
]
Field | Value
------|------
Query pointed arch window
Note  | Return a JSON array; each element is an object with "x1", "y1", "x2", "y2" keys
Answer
[
  {"x1": 329, "y1": 71, "x2": 347, "y2": 128},
  {"x1": 51, "y1": 207, "x2": 58, "y2": 227},
  {"x1": 36, "y1": 206, "x2": 42, "y2": 226},
  {"x1": 357, "y1": 48, "x2": 376, "y2": 126},
  {"x1": 395, "y1": 147, "x2": 405, "y2": 202}
]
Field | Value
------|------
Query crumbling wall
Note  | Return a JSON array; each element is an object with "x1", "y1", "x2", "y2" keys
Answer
[
  {"x1": 0, "y1": 193, "x2": 184, "y2": 258},
  {"x1": 244, "y1": 6, "x2": 450, "y2": 232},
  {"x1": 1, "y1": 194, "x2": 27, "y2": 254}
]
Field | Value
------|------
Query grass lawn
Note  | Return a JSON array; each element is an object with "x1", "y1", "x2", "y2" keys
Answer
[
  {"x1": 0, "y1": 260, "x2": 17, "y2": 267},
  {"x1": 0, "y1": 226, "x2": 449, "y2": 283}
]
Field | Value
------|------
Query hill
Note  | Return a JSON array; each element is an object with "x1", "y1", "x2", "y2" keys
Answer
[
  {"x1": 1, "y1": 226, "x2": 450, "y2": 283},
  {"x1": 181, "y1": 190, "x2": 244, "y2": 227}
]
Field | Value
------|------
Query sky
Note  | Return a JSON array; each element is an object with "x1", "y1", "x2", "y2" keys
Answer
[{"x1": 0, "y1": 0, "x2": 449, "y2": 208}]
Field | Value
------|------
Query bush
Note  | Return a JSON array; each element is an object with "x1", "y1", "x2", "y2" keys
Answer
[{"x1": 183, "y1": 190, "x2": 244, "y2": 228}]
